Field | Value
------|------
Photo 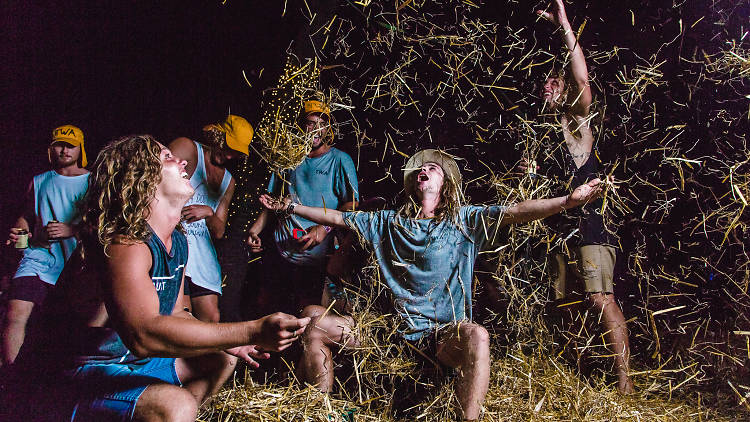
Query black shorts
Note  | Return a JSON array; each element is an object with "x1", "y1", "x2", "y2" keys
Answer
[
  {"x1": 183, "y1": 276, "x2": 219, "y2": 298},
  {"x1": 8, "y1": 276, "x2": 52, "y2": 305}
]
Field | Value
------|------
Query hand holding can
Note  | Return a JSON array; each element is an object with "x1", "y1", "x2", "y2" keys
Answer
[{"x1": 13, "y1": 229, "x2": 29, "y2": 249}]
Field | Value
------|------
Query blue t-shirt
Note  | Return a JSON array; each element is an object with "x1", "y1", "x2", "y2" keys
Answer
[
  {"x1": 342, "y1": 206, "x2": 507, "y2": 340},
  {"x1": 268, "y1": 147, "x2": 359, "y2": 266}
]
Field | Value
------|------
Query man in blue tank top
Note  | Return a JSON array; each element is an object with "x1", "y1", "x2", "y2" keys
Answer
[
  {"x1": 2, "y1": 125, "x2": 89, "y2": 366},
  {"x1": 1, "y1": 135, "x2": 310, "y2": 422},
  {"x1": 260, "y1": 149, "x2": 604, "y2": 421},
  {"x1": 247, "y1": 99, "x2": 359, "y2": 315},
  {"x1": 168, "y1": 115, "x2": 252, "y2": 324},
  {"x1": 522, "y1": 0, "x2": 633, "y2": 393}
]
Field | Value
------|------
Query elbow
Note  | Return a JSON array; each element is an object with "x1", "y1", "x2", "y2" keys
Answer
[{"x1": 122, "y1": 330, "x2": 164, "y2": 358}]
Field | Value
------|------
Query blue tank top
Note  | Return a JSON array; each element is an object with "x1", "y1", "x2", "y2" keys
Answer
[{"x1": 71, "y1": 227, "x2": 188, "y2": 365}]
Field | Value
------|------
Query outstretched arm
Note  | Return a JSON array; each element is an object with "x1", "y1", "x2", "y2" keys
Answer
[
  {"x1": 501, "y1": 178, "x2": 602, "y2": 226},
  {"x1": 538, "y1": 0, "x2": 592, "y2": 115},
  {"x1": 259, "y1": 194, "x2": 346, "y2": 228}
]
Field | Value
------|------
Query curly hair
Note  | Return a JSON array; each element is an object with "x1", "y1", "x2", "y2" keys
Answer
[
  {"x1": 200, "y1": 125, "x2": 228, "y2": 150},
  {"x1": 80, "y1": 135, "x2": 163, "y2": 254},
  {"x1": 396, "y1": 171, "x2": 463, "y2": 224}
]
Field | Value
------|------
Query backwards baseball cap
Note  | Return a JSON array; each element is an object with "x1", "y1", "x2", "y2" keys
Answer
[
  {"x1": 303, "y1": 100, "x2": 330, "y2": 117},
  {"x1": 211, "y1": 115, "x2": 253, "y2": 155},
  {"x1": 51, "y1": 125, "x2": 87, "y2": 167},
  {"x1": 403, "y1": 149, "x2": 462, "y2": 195}
]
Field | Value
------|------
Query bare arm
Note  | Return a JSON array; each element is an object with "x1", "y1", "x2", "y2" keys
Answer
[
  {"x1": 538, "y1": 0, "x2": 592, "y2": 115},
  {"x1": 246, "y1": 208, "x2": 269, "y2": 252},
  {"x1": 259, "y1": 194, "x2": 346, "y2": 228},
  {"x1": 7, "y1": 181, "x2": 35, "y2": 245},
  {"x1": 205, "y1": 178, "x2": 234, "y2": 239},
  {"x1": 104, "y1": 242, "x2": 309, "y2": 358},
  {"x1": 501, "y1": 178, "x2": 602, "y2": 226}
]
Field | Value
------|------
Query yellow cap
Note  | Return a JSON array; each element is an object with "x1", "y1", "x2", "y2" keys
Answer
[
  {"x1": 51, "y1": 125, "x2": 87, "y2": 167},
  {"x1": 216, "y1": 115, "x2": 253, "y2": 155},
  {"x1": 303, "y1": 100, "x2": 330, "y2": 117}
]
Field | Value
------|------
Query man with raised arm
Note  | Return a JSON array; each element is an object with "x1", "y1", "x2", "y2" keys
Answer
[
  {"x1": 528, "y1": 0, "x2": 633, "y2": 393},
  {"x1": 168, "y1": 115, "x2": 252, "y2": 323},
  {"x1": 2, "y1": 135, "x2": 309, "y2": 422},
  {"x1": 261, "y1": 149, "x2": 603, "y2": 421},
  {"x1": 2, "y1": 125, "x2": 89, "y2": 366}
]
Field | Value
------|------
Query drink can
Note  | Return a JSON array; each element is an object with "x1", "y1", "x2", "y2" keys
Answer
[{"x1": 15, "y1": 229, "x2": 29, "y2": 249}]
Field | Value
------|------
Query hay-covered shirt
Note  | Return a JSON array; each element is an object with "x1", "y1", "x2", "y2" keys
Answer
[{"x1": 342, "y1": 205, "x2": 507, "y2": 340}]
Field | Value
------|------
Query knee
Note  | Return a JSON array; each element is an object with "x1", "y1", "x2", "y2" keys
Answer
[
  {"x1": 153, "y1": 389, "x2": 198, "y2": 422},
  {"x1": 587, "y1": 292, "x2": 614, "y2": 310},
  {"x1": 202, "y1": 352, "x2": 237, "y2": 378},
  {"x1": 207, "y1": 310, "x2": 220, "y2": 323},
  {"x1": 222, "y1": 351, "x2": 238, "y2": 372},
  {"x1": 300, "y1": 305, "x2": 326, "y2": 320},
  {"x1": 171, "y1": 390, "x2": 199, "y2": 422},
  {"x1": 5, "y1": 301, "x2": 34, "y2": 326},
  {"x1": 463, "y1": 324, "x2": 490, "y2": 356}
]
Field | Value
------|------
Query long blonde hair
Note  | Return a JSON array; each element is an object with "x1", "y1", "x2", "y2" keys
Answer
[
  {"x1": 80, "y1": 135, "x2": 163, "y2": 253},
  {"x1": 396, "y1": 172, "x2": 463, "y2": 224}
]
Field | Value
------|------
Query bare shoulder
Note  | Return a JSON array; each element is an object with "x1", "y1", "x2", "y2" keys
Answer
[
  {"x1": 168, "y1": 137, "x2": 198, "y2": 162},
  {"x1": 107, "y1": 241, "x2": 152, "y2": 276}
]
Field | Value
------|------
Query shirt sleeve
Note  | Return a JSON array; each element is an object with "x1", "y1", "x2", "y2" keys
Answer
[
  {"x1": 336, "y1": 152, "x2": 360, "y2": 204},
  {"x1": 341, "y1": 210, "x2": 386, "y2": 245},
  {"x1": 461, "y1": 205, "x2": 509, "y2": 251}
]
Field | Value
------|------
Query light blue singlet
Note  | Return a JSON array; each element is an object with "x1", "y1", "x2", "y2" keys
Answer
[
  {"x1": 14, "y1": 170, "x2": 89, "y2": 285},
  {"x1": 182, "y1": 142, "x2": 231, "y2": 294}
]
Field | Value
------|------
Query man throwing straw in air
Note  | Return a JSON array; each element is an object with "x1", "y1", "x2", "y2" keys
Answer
[{"x1": 261, "y1": 148, "x2": 603, "y2": 421}]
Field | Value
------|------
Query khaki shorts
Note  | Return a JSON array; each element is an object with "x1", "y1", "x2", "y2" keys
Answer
[{"x1": 550, "y1": 245, "x2": 616, "y2": 300}]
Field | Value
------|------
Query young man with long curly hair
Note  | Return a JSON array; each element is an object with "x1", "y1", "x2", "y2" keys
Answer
[
  {"x1": 2, "y1": 135, "x2": 310, "y2": 422},
  {"x1": 260, "y1": 148, "x2": 604, "y2": 421}
]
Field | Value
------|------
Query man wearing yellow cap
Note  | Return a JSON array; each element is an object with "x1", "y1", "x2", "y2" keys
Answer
[
  {"x1": 2, "y1": 125, "x2": 90, "y2": 366},
  {"x1": 247, "y1": 99, "x2": 359, "y2": 316},
  {"x1": 168, "y1": 115, "x2": 252, "y2": 324}
]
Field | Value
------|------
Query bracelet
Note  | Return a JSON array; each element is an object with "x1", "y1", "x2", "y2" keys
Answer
[{"x1": 286, "y1": 201, "x2": 297, "y2": 217}]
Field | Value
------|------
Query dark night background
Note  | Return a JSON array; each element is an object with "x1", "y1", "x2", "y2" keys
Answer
[
  {"x1": 1, "y1": 0, "x2": 298, "y2": 232},
  {"x1": 1, "y1": 0, "x2": 749, "y2": 409}
]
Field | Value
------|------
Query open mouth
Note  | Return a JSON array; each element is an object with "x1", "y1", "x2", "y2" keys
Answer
[{"x1": 417, "y1": 172, "x2": 429, "y2": 182}]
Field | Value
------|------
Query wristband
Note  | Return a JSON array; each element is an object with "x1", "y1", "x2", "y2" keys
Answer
[{"x1": 286, "y1": 201, "x2": 297, "y2": 217}]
